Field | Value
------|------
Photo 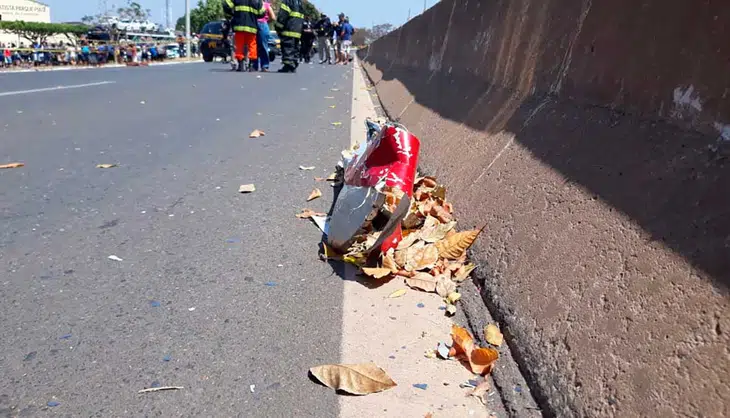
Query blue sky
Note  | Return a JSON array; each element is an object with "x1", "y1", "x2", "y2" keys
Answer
[{"x1": 43, "y1": 0, "x2": 440, "y2": 28}]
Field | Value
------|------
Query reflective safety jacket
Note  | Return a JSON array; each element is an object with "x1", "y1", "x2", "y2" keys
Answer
[
  {"x1": 223, "y1": 0, "x2": 265, "y2": 34},
  {"x1": 275, "y1": 0, "x2": 304, "y2": 39}
]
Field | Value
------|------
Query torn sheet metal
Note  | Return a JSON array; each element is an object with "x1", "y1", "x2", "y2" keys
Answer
[{"x1": 327, "y1": 122, "x2": 421, "y2": 254}]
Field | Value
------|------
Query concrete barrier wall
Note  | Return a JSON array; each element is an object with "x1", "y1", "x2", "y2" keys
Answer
[{"x1": 360, "y1": 1, "x2": 730, "y2": 416}]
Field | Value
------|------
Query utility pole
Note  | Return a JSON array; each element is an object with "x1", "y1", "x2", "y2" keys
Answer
[
  {"x1": 423, "y1": 0, "x2": 427, "y2": 13},
  {"x1": 407, "y1": 8, "x2": 411, "y2": 21},
  {"x1": 165, "y1": 0, "x2": 171, "y2": 29},
  {"x1": 185, "y1": 0, "x2": 191, "y2": 59}
]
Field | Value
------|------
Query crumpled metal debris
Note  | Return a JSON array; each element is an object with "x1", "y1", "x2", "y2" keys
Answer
[{"x1": 327, "y1": 120, "x2": 421, "y2": 256}]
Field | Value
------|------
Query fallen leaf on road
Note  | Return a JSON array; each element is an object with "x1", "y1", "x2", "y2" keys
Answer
[
  {"x1": 324, "y1": 96, "x2": 335, "y2": 99},
  {"x1": 140, "y1": 101, "x2": 146, "y2": 104},
  {"x1": 307, "y1": 188, "x2": 322, "y2": 201},
  {"x1": 0, "y1": 162, "x2": 24, "y2": 169},
  {"x1": 470, "y1": 347, "x2": 499, "y2": 375},
  {"x1": 331, "y1": 122, "x2": 342, "y2": 126},
  {"x1": 446, "y1": 304, "x2": 457, "y2": 316},
  {"x1": 388, "y1": 289, "x2": 407, "y2": 298},
  {"x1": 420, "y1": 220, "x2": 457, "y2": 243},
  {"x1": 382, "y1": 250, "x2": 398, "y2": 273},
  {"x1": 239, "y1": 184, "x2": 256, "y2": 193},
  {"x1": 296, "y1": 209, "x2": 326, "y2": 219},
  {"x1": 309, "y1": 363, "x2": 396, "y2": 395},
  {"x1": 436, "y1": 275, "x2": 456, "y2": 298},
  {"x1": 446, "y1": 292, "x2": 461, "y2": 304},
  {"x1": 299, "y1": 166, "x2": 316, "y2": 170},
  {"x1": 485, "y1": 324, "x2": 504, "y2": 347},
  {"x1": 453, "y1": 263, "x2": 476, "y2": 283},
  {"x1": 108, "y1": 255, "x2": 123, "y2": 261},
  {"x1": 451, "y1": 325, "x2": 475, "y2": 358},
  {"x1": 249, "y1": 129, "x2": 266, "y2": 138},
  {"x1": 96, "y1": 163, "x2": 117, "y2": 169},
  {"x1": 468, "y1": 379, "x2": 491, "y2": 405},
  {"x1": 330, "y1": 88, "x2": 340, "y2": 92},
  {"x1": 362, "y1": 267, "x2": 392, "y2": 279},
  {"x1": 329, "y1": 105, "x2": 336, "y2": 109},
  {"x1": 405, "y1": 272, "x2": 437, "y2": 292},
  {"x1": 436, "y1": 229, "x2": 482, "y2": 259}
]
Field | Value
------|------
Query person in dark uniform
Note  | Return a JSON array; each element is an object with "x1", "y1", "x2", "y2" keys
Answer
[
  {"x1": 300, "y1": 17, "x2": 315, "y2": 63},
  {"x1": 274, "y1": 0, "x2": 304, "y2": 73}
]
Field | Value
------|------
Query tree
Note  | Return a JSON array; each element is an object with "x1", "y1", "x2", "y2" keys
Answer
[
  {"x1": 370, "y1": 23, "x2": 394, "y2": 40},
  {"x1": 117, "y1": 1, "x2": 149, "y2": 20},
  {"x1": 175, "y1": 0, "x2": 224, "y2": 34},
  {"x1": 0, "y1": 21, "x2": 89, "y2": 45},
  {"x1": 352, "y1": 23, "x2": 394, "y2": 45}
]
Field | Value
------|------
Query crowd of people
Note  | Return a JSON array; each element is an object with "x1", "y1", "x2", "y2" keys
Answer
[
  {"x1": 1, "y1": 39, "x2": 188, "y2": 69},
  {"x1": 223, "y1": 0, "x2": 355, "y2": 73}
]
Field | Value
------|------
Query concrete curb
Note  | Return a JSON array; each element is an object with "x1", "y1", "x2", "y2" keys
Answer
[{"x1": 356, "y1": 59, "x2": 543, "y2": 418}]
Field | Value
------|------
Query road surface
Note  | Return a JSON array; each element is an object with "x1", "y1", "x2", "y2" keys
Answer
[{"x1": 0, "y1": 62, "x2": 353, "y2": 416}]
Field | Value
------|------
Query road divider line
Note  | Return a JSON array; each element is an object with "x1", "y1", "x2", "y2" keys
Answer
[{"x1": 0, "y1": 81, "x2": 117, "y2": 97}]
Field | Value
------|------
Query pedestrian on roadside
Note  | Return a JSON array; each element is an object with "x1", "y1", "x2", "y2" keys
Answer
[
  {"x1": 300, "y1": 17, "x2": 315, "y2": 63},
  {"x1": 2, "y1": 45, "x2": 11, "y2": 68},
  {"x1": 254, "y1": 1, "x2": 276, "y2": 72},
  {"x1": 340, "y1": 17, "x2": 354, "y2": 65},
  {"x1": 332, "y1": 13, "x2": 345, "y2": 63},
  {"x1": 274, "y1": 0, "x2": 304, "y2": 73},
  {"x1": 313, "y1": 13, "x2": 332, "y2": 64},
  {"x1": 191, "y1": 34, "x2": 199, "y2": 57},
  {"x1": 223, "y1": 0, "x2": 265, "y2": 72}
]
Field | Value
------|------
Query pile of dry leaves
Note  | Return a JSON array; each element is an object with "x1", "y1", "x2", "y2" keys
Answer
[{"x1": 347, "y1": 176, "x2": 482, "y2": 316}]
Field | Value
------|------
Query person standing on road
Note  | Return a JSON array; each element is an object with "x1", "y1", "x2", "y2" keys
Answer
[
  {"x1": 223, "y1": 0, "x2": 265, "y2": 72},
  {"x1": 254, "y1": 1, "x2": 276, "y2": 72},
  {"x1": 300, "y1": 17, "x2": 315, "y2": 63},
  {"x1": 332, "y1": 13, "x2": 345, "y2": 63},
  {"x1": 313, "y1": 13, "x2": 332, "y2": 64},
  {"x1": 340, "y1": 17, "x2": 354, "y2": 65},
  {"x1": 274, "y1": 0, "x2": 304, "y2": 73}
]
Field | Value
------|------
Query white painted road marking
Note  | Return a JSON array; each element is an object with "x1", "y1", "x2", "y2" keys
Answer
[{"x1": 0, "y1": 81, "x2": 117, "y2": 97}]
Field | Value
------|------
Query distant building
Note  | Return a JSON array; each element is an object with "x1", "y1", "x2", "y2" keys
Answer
[{"x1": 0, "y1": 0, "x2": 52, "y2": 46}]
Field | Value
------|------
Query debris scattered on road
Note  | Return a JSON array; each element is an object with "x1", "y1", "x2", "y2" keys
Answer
[
  {"x1": 264, "y1": 281, "x2": 277, "y2": 287},
  {"x1": 296, "y1": 209, "x2": 326, "y2": 219},
  {"x1": 324, "y1": 96, "x2": 335, "y2": 99},
  {"x1": 485, "y1": 324, "x2": 504, "y2": 347},
  {"x1": 437, "y1": 341, "x2": 451, "y2": 359},
  {"x1": 412, "y1": 383, "x2": 428, "y2": 390},
  {"x1": 309, "y1": 363, "x2": 397, "y2": 395},
  {"x1": 47, "y1": 401, "x2": 61, "y2": 407},
  {"x1": 96, "y1": 163, "x2": 117, "y2": 169},
  {"x1": 299, "y1": 165, "x2": 316, "y2": 170},
  {"x1": 330, "y1": 88, "x2": 340, "y2": 92},
  {"x1": 331, "y1": 122, "x2": 342, "y2": 126},
  {"x1": 140, "y1": 101, "x2": 145, "y2": 105},
  {"x1": 362, "y1": 267, "x2": 391, "y2": 279},
  {"x1": 417, "y1": 303, "x2": 425, "y2": 308},
  {"x1": 188, "y1": 307, "x2": 196, "y2": 311},
  {"x1": 59, "y1": 334, "x2": 72, "y2": 340},
  {"x1": 250, "y1": 384, "x2": 256, "y2": 393},
  {"x1": 238, "y1": 184, "x2": 256, "y2": 193},
  {"x1": 108, "y1": 255, "x2": 123, "y2": 261},
  {"x1": 249, "y1": 129, "x2": 266, "y2": 138},
  {"x1": 307, "y1": 188, "x2": 322, "y2": 201},
  {"x1": 226, "y1": 237, "x2": 242, "y2": 243},
  {"x1": 163, "y1": 354, "x2": 172, "y2": 362},
  {"x1": 468, "y1": 379, "x2": 491, "y2": 405},
  {"x1": 150, "y1": 300, "x2": 161, "y2": 307},
  {"x1": 138, "y1": 386, "x2": 184, "y2": 394},
  {"x1": 0, "y1": 162, "x2": 25, "y2": 169},
  {"x1": 329, "y1": 105, "x2": 336, "y2": 109},
  {"x1": 388, "y1": 289, "x2": 407, "y2": 298},
  {"x1": 450, "y1": 325, "x2": 499, "y2": 375}
]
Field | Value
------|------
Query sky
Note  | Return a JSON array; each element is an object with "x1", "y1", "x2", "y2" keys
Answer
[{"x1": 42, "y1": 0, "x2": 441, "y2": 28}]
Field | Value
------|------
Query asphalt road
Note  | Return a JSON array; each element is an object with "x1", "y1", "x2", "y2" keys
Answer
[{"x1": 0, "y1": 61, "x2": 354, "y2": 417}]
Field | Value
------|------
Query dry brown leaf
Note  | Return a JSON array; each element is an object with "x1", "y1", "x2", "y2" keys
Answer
[
  {"x1": 238, "y1": 184, "x2": 256, "y2": 193},
  {"x1": 420, "y1": 220, "x2": 457, "y2": 243},
  {"x1": 307, "y1": 188, "x2": 323, "y2": 201},
  {"x1": 425, "y1": 413, "x2": 434, "y2": 418},
  {"x1": 382, "y1": 250, "x2": 398, "y2": 273},
  {"x1": 451, "y1": 325, "x2": 475, "y2": 359},
  {"x1": 0, "y1": 162, "x2": 24, "y2": 169},
  {"x1": 362, "y1": 267, "x2": 392, "y2": 279},
  {"x1": 249, "y1": 129, "x2": 266, "y2": 138},
  {"x1": 468, "y1": 379, "x2": 491, "y2": 405},
  {"x1": 396, "y1": 232, "x2": 420, "y2": 250},
  {"x1": 296, "y1": 209, "x2": 326, "y2": 219},
  {"x1": 416, "y1": 176, "x2": 437, "y2": 189},
  {"x1": 435, "y1": 275, "x2": 456, "y2": 298},
  {"x1": 96, "y1": 163, "x2": 117, "y2": 169},
  {"x1": 405, "y1": 272, "x2": 437, "y2": 292},
  {"x1": 430, "y1": 204, "x2": 453, "y2": 223},
  {"x1": 402, "y1": 212, "x2": 423, "y2": 229},
  {"x1": 453, "y1": 263, "x2": 476, "y2": 283},
  {"x1": 432, "y1": 185, "x2": 447, "y2": 200},
  {"x1": 485, "y1": 324, "x2": 504, "y2": 347},
  {"x1": 406, "y1": 244, "x2": 439, "y2": 272},
  {"x1": 469, "y1": 347, "x2": 499, "y2": 375},
  {"x1": 435, "y1": 229, "x2": 482, "y2": 259},
  {"x1": 309, "y1": 363, "x2": 397, "y2": 395}
]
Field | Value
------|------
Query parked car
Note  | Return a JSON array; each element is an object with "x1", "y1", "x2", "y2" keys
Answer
[
  {"x1": 165, "y1": 44, "x2": 180, "y2": 59},
  {"x1": 199, "y1": 21, "x2": 229, "y2": 62}
]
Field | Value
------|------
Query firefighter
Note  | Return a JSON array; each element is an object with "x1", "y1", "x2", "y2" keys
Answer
[
  {"x1": 223, "y1": 0, "x2": 265, "y2": 72},
  {"x1": 274, "y1": 0, "x2": 304, "y2": 73}
]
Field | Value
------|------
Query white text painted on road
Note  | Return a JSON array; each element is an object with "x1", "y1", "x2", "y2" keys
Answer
[{"x1": 0, "y1": 81, "x2": 117, "y2": 98}]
